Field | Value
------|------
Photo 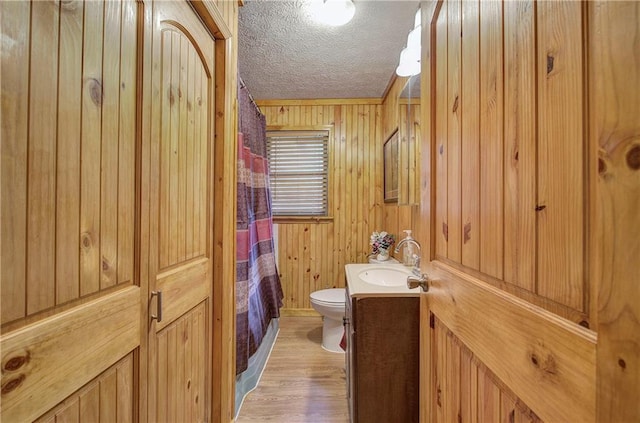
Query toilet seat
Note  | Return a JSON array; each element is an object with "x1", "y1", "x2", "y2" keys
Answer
[{"x1": 310, "y1": 288, "x2": 345, "y2": 306}]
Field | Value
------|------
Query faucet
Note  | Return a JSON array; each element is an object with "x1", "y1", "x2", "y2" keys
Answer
[
  {"x1": 394, "y1": 238, "x2": 429, "y2": 291},
  {"x1": 394, "y1": 238, "x2": 422, "y2": 275}
]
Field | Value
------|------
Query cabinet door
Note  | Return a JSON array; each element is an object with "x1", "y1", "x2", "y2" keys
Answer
[
  {"x1": 0, "y1": 1, "x2": 140, "y2": 421},
  {"x1": 144, "y1": 1, "x2": 215, "y2": 422},
  {"x1": 345, "y1": 296, "x2": 356, "y2": 423}
]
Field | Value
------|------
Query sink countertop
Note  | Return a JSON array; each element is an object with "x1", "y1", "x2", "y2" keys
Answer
[{"x1": 345, "y1": 263, "x2": 421, "y2": 298}]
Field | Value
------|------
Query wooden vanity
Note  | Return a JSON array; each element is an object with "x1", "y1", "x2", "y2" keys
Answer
[{"x1": 344, "y1": 264, "x2": 421, "y2": 423}]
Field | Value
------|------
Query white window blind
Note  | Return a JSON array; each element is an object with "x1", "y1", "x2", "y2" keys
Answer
[{"x1": 266, "y1": 129, "x2": 329, "y2": 216}]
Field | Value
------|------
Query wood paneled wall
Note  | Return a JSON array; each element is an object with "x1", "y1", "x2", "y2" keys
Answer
[
  {"x1": 431, "y1": 0, "x2": 588, "y2": 324},
  {"x1": 260, "y1": 102, "x2": 384, "y2": 310},
  {"x1": 259, "y1": 89, "x2": 424, "y2": 310}
]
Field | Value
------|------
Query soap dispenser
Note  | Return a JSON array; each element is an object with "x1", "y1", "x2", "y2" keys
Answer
[{"x1": 401, "y1": 230, "x2": 415, "y2": 266}]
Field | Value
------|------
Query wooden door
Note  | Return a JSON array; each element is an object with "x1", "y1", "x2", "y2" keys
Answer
[
  {"x1": 144, "y1": 1, "x2": 215, "y2": 422},
  {"x1": 1, "y1": 1, "x2": 141, "y2": 421},
  {"x1": 417, "y1": 1, "x2": 638, "y2": 422}
]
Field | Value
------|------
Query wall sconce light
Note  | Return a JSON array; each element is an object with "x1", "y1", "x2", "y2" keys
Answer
[
  {"x1": 396, "y1": 7, "x2": 421, "y2": 77},
  {"x1": 311, "y1": 0, "x2": 356, "y2": 27}
]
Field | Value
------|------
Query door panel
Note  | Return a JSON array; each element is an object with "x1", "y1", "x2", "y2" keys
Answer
[
  {"x1": 155, "y1": 258, "x2": 210, "y2": 332},
  {"x1": 431, "y1": 317, "x2": 542, "y2": 423},
  {"x1": 34, "y1": 353, "x2": 135, "y2": 423},
  {"x1": 428, "y1": 0, "x2": 589, "y2": 324},
  {"x1": 424, "y1": 264, "x2": 595, "y2": 423},
  {"x1": 146, "y1": 1, "x2": 215, "y2": 422},
  {"x1": 155, "y1": 302, "x2": 207, "y2": 423},
  {"x1": 0, "y1": 1, "x2": 140, "y2": 421},
  {"x1": 420, "y1": 1, "x2": 597, "y2": 422}
]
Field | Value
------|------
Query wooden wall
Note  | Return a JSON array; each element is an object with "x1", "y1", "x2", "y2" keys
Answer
[
  {"x1": 258, "y1": 83, "x2": 425, "y2": 311},
  {"x1": 259, "y1": 101, "x2": 384, "y2": 311}
]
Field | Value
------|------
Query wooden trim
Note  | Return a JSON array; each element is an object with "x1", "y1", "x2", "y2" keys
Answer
[
  {"x1": 137, "y1": 2, "x2": 154, "y2": 421},
  {"x1": 212, "y1": 35, "x2": 236, "y2": 423},
  {"x1": 417, "y1": 0, "x2": 439, "y2": 266},
  {"x1": 266, "y1": 124, "x2": 333, "y2": 132},
  {"x1": 381, "y1": 73, "x2": 400, "y2": 104},
  {"x1": 273, "y1": 216, "x2": 334, "y2": 224},
  {"x1": 267, "y1": 124, "x2": 335, "y2": 221},
  {"x1": 436, "y1": 257, "x2": 588, "y2": 325},
  {"x1": 256, "y1": 98, "x2": 382, "y2": 106},
  {"x1": 418, "y1": 5, "x2": 439, "y2": 421},
  {"x1": 589, "y1": 2, "x2": 640, "y2": 422},
  {"x1": 189, "y1": 0, "x2": 232, "y2": 40},
  {"x1": 399, "y1": 98, "x2": 421, "y2": 105}
]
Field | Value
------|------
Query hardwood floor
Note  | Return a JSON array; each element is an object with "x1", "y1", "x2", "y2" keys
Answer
[{"x1": 236, "y1": 316, "x2": 349, "y2": 423}]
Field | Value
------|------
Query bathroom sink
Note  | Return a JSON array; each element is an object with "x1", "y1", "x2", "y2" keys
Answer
[{"x1": 358, "y1": 267, "x2": 413, "y2": 287}]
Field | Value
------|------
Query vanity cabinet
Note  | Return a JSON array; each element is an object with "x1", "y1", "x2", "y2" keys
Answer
[{"x1": 345, "y1": 288, "x2": 420, "y2": 423}]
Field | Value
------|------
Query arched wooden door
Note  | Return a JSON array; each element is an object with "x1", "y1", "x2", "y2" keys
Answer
[{"x1": 144, "y1": 1, "x2": 216, "y2": 422}]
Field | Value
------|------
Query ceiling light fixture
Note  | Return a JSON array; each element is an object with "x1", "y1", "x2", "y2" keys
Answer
[{"x1": 310, "y1": 0, "x2": 356, "y2": 27}]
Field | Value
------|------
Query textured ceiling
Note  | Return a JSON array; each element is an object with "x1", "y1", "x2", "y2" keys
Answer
[{"x1": 238, "y1": 0, "x2": 421, "y2": 100}]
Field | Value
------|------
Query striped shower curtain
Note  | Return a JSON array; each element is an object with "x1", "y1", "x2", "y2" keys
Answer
[{"x1": 236, "y1": 80, "x2": 283, "y2": 374}]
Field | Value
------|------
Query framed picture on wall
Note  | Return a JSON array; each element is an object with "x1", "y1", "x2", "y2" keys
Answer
[{"x1": 383, "y1": 130, "x2": 399, "y2": 203}]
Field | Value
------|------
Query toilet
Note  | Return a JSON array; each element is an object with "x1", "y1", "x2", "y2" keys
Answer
[
  {"x1": 310, "y1": 257, "x2": 398, "y2": 353},
  {"x1": 310, "y1": 288, "x2": 346, "y2": 353}
]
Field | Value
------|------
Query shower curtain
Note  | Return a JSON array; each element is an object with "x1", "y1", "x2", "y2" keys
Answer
[{"x1": 236, "y1": 78, "x2": 283, "y2": 374}]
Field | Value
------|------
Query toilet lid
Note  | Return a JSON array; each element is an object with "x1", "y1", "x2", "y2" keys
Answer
[{"x1": 310, "y1": 288, "x2": 345, "y2": 304}]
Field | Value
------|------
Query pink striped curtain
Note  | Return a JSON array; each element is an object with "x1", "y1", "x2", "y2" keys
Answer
[{"x1": 236, "y1": 80, "x2": 283, "y2": 374}]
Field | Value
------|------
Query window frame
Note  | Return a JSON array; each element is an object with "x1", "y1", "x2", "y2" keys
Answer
[{"x1": 266, "y1": 125, "x2": 334, "y2": 223}]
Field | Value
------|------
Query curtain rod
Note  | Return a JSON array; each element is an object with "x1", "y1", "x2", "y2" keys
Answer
[{"x1": 238, "y1": 75, "x2": 261, "y2": 115}]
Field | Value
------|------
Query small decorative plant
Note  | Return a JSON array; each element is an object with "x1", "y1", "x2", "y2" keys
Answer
[{"x1": 370, "y1": 231, "x2": 396, "y2": 256}]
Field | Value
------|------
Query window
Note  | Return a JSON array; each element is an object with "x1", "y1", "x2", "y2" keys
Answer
[{"x1": 266, "y1": 128, "x2": 330, "y2": 217}]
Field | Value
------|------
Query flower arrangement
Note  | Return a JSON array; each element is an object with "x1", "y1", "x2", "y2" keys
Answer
[{"x1": 370, "y1": 231, "x2": 396, "y2": 256}]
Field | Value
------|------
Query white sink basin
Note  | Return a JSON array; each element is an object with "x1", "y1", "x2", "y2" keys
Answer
[{"x1": 358, "y1": 267, "x2": 413, "y2": 287}]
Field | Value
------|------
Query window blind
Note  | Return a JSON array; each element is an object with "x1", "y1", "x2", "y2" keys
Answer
[{"x1": 266, "y1": 129, "x2": 329, "y2": 216}]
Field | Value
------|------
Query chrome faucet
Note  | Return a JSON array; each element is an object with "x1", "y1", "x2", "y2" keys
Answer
[
  {"x1": 394, "y1": 238, "x2": 429, "y2": 291},
  {"x1": 394, "y1": 238, "x2": 422, "y2": 271}
]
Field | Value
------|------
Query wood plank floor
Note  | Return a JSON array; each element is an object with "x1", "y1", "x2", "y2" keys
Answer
[{"x1": 236, "y1": 316, "x2": 349, "y2": 423}]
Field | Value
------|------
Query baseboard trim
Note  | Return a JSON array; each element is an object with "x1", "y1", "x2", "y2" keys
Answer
[{"x1": 280, "y1": 308, "x2": 321, "y2": 317}]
